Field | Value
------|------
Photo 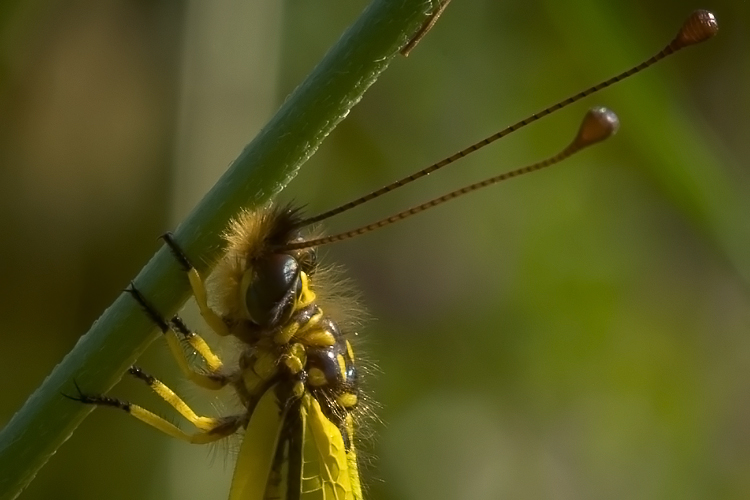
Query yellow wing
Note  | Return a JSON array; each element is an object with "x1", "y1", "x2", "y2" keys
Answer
[
  {"x1": 229, "y1": 385, "x2": 286, "y2": 500},
  {"x1": 298, "y1": 394, "x2": 363, "y2": 500},
  {"x1": 227, "y1": 386, "x2": 363, "y2": 500}
]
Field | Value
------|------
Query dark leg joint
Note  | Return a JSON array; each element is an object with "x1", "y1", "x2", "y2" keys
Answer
[
  {"x1": 125, "y1": 282, "x2": 169, "y2": 333},
  {"x1": 63, "y1": 380, "x2": 131, "y2": 412},
  {"x1": 127, "y1": 365, "x2": 156, "y2": 386},
  {"x1": 161, "y1": 232, "x2": 193, "y2": 272},
  {"x1": 170, "y1": 315, "x2": 194, "y2": 339},
  {"x1": 208, "y1": 416, "x2": 243, "y2": 436}
]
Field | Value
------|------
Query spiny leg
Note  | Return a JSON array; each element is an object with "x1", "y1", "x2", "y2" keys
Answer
[
  {"x1": 161, "y1": 232, "x2": 231, "y2": 337},
  {"x1": 169, "y1": 315, "x2": 224, "y2": 372},
  {"x1": 66, "y1": 376, "x2": 243, "y2": 444},
  {"x1": 125, "y1": 282, "x2": 170, "y2": 332},
  {"x1": 127, "y1": 366, "x2": 233, "y2": 432},
  {"x1": 126, "y1": 283, "x2": 229, "y2": 391},
  {"x1": 66, "y1": 283, "x2": 241, "y2": 443},
  {"x1": 168, "y1": 315, "x2": 229, "y2": 390}
]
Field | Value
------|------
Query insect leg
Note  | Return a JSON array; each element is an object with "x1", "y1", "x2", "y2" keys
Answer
[
  {"x1": 126, "y1": 283, "x2": 229, "y2": 390},
  {"x1": 125, "y1": 281, "x2": 170, "y2": 332},
  {"x1": 67, "y1": 376, "x2": 243, "y2": 444},
  {"x1": 167, "y1": 316, "x2": 230, "y2": 390},
  {"x1": 127, "y1": 366, "x2": 237, "y2": 433},
  {"x1": 161, "y1": 232, "x2": 231, "y2": 337}
]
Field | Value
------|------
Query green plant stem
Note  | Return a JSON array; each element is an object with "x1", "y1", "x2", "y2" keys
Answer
[{"x1": 0, "y1": 1, "x2": 438, "y2": 497}]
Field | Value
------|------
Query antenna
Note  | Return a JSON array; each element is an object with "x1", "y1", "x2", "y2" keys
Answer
[
  {"x1": 292, "y1": 10, "x2": 718, "y2": 230},
  {"x1": 283, "y1": 107, "x2": 618, "y2": 250}
]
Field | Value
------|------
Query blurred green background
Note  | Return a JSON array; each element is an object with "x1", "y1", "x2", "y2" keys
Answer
[{"x1": 1, "y1": 0, "x2": 749, "y2": 499}]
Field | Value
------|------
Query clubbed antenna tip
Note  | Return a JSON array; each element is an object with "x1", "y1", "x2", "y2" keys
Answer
[
  {"x1": 672, "y1": 10, "x2": 718, "y2": 50},
  {"x1": 572, "y1": 107, "x2": 620, "y2": 150}
]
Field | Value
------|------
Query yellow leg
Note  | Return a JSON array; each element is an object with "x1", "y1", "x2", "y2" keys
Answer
[
  {"x1": 90, "y1": 282, "x2": 241, "y2": 442},
  {"x1": 187, "y1": 268, "x2": 231, "y2": 337},
  {"x1": 128, "y1": 404, "x2": 241, "y2": 444},
  {"x1": 126, "y1": 281, "x2": 228, "y2": 390},
  {"x1": 161, "y1": 232, "x2": 231, "y2": 337},
  {"x1": 68, "y1": 371, "x2": 243, "y2": 444},
  {"x1": 128, "y1": 367, "x2": 226, "y2": 431},
  {"x1": 170, "y1": 316, "x2": 224, "y2": 370},
  {"x1": 167, "y1": 315, "x2": 227, "y2": 390}
]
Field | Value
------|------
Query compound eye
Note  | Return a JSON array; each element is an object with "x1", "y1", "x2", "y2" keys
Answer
[{"x1": 244, "y1": 254, "x2": 301, "y2": 328}]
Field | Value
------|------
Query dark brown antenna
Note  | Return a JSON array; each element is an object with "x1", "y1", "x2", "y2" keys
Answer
[
  {"x1": 283, "y1": 107, "x2": 619, "y2": 250},
  {"x1": 293, "y1": 10, "x2": 717, "y2": 230}
]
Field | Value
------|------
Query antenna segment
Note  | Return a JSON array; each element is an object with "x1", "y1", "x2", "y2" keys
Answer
[
  {"x1": 293, "y1": 10, "x2": 717, "y2": 230},
  {"x1": 283, "y1": 107, "x2": 619, "y2": 250}
]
